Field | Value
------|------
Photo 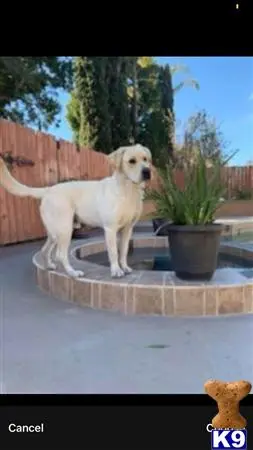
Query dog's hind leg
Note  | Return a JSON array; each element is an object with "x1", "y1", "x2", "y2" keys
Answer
[
  {"x1": 40, "y1": 199, "x2": 83, "y2": 278},
  {"x1": 40, "y1": 236, "x2": 57, "y2": 270},
  {"x1": 119, "y1": 224, "x2": 134, "y2": 274},
  {"x1": 104, "y1": 227, "x2": 125, "y2": 278},
  {"x1": 55, "y1": 228, "x2": 84, "y2": 278}
]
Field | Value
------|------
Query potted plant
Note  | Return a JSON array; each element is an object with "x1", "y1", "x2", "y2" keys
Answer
[{"x1": 146, "y1": 151, "x2": 228, "y2": 281}]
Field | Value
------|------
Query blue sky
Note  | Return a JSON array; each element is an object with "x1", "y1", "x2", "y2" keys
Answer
[{"x1": 49, "y1": 57, "x2": 253, "y2": 166}]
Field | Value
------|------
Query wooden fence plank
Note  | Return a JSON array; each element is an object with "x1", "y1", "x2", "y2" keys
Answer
[
  {"x1": 0, "y1": 120, "x2": 58, "y2": 244},
  {"x1": 57, "y1": 140, "x2": 81, "y2": 181}
]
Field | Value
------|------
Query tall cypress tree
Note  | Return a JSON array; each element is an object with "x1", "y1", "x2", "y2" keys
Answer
[
  {"x1": 70, "y1": 57, "x2": 112, "y2": 153},
  {"x1": 67, "y1": 56, "x2": 131, "y2": 153},
  {"x1": 130, "y1": 60, "x2": 175, "y2": 166},
  {"x1": 158, "y1": 64, "x2": 175, "y2": 162},
  {"x1": 73, "y1": 57, "x2": 92, "y2": 147},
  {"x1": 92, "y1": 56, "x2": 112, "y2": 152},
  {"x1": 125, "y1": 56, "x2": 139, "y2": 143},
  {"x1": 107, "y1": 57, "x2": 131, "y2": 149}
]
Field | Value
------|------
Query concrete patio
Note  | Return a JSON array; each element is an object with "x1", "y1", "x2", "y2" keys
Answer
[{"x1": 1, "y1": 240, "x2": 253, "y2": 394}]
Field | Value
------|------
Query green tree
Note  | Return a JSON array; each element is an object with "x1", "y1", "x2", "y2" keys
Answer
[
  {"x1": 174, "y1": 110, "x2": 238, "y2": 168},
  {"x1": 107, "y1": 57, "x2": 131, "y2": 149},
  {"x1": 70, "y1": 56, "x2": 112, "y2": 152},
  {"x1": 67, "y1": 56, "x2": 131, "y2": 153},
  {"x1": 66, "y1": 90, "x2": 81, "y2": 144},
  {"x1": 67, "y1": 57, "x2": 199, "y2": 160},
  {"x1": 0, "y1": 56, "x2": 72, "y2": 129},
  {"x1": 128, "y1": 58, "x2": 199, "y2": 166}
]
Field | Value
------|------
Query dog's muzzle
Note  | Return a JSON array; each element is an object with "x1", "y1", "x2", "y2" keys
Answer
[{"x1": 142, "y1": 167, "x2": 151, "y2": 181}]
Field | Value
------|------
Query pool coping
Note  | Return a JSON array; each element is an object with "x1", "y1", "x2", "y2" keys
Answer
[{"x1": 33, "y1": 234, "x2": 253, "y2": 317}]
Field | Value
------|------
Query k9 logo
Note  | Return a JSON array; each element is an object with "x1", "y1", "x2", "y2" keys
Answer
[{"x1": 211, "y1": 429, "x2": 247, "y2": 449}]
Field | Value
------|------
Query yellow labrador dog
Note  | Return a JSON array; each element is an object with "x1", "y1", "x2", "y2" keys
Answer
[{"x1": 0, "y1": 144, "x2": 152, "y2": 278}]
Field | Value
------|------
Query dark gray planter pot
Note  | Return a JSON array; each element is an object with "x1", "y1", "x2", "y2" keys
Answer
[{"x1": 167, "y1": 223, "x2": 224, "y2": 281}]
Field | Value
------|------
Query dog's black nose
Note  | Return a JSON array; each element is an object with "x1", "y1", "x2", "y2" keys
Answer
[{"x1": 142, "y1": 167, "x2": 151, "y2": 180}]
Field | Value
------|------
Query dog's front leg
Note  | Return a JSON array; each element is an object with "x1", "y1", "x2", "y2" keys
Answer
[
  {"x1": 119, "y1": 224, "x2": 133, "y2": 274},
  {"x1": 104, "y1": 228, "x2": 125, "y2": 278}
]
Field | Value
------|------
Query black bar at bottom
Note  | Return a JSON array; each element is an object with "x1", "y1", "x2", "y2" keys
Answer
[{"x1": 0, "y1": 395, "x2": 252, "y2": 450}]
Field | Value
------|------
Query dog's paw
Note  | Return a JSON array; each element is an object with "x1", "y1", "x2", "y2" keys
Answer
[
  {"x1": 68, "y1": 269, "x2": 84, "y2": 278},
  {"x1": 111, "y1": 266, "x2": 125, "y2": 278},
  {"x1": 121, "y1": 265, "x2": 133, "y2": 274}
]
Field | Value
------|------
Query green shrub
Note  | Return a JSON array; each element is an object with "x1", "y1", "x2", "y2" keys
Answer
[{"x1": 145, "y1": 151, "x2": 231, "y2": 225}]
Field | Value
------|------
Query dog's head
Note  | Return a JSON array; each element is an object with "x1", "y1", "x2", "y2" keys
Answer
[{"x1": 108, "y1": 144, "x2": 152, "y2": 184}]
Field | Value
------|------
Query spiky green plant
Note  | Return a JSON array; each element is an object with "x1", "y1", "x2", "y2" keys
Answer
[{"x1": 146, "y1": 151, "x2": 234, "y2": 225}]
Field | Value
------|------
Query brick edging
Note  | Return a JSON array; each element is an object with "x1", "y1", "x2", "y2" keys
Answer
[{"x1": 33, "y1": 235, "x2": 253, "y2": 317}]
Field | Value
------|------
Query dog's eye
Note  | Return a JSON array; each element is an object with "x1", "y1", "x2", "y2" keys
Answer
[
  {"x1": 143, "y1": 157, "x2": 147, "y2": 162},
  {"x1": 129, "y1": 158, "x2": 136, "y2": 164}
]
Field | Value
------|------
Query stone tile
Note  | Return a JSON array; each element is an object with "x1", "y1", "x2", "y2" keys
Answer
[
  {"x1": 37, "y1": 268, "x2": 50, "y2": 292},
  {"x1": 175, "y1": 288, "x2": 205, "y2": 316},
  {"x1": 125, "y1": 285, "x2": 135, "y2": 315},
  {"x1": 100, "y1": 283, "x2": 125, "y2": 312},
  {"x1": 83, "y1": 242, "x2": 104, "y2": 255},
  {"x1": 218, "y1": 287, "x2": 244, "y2": 314},
  {"x1": 69, "y1": 254, "x2": 92, "y2": 271},
  {"x1": 138, "y1": 271, "x2": 164, "y2": 286},
  {"x1": 77, "y1": 245, "x2": 92, "y2": 258},
  {"x1": 71, "y1": 278, "x2": 92, "y2": 307},
  {"x1": 94, "y1": 242, "x2": 106, "y2": 253},
  {"x1": 91, "y1": 282, "x2": 101, "y2": 309},
  {"x1": 83, "y1": 266, "x2": 111, "y2": 281},
  {"x1": 171, "y1": 273, "x2": 204, "y2": 286},
  {"x1": 123, "y1": 271, "x2": 144, "y2": 285},
  {"x1": 163, "y1": 272, "x2": 174, "y2": 285},
  {"x1": 205, "y1": 288, "x2": 217, "y2": 315},
  {"x1": 123, "y1": 271, "x2": 144, "y2": 315},
  {"x1": 135, "y1": 286, "x2": 163, "y2": 315},
  {"x1": 50, "y1": 272, "x2": 71, "y2": 302},
  {"x1": 134, "y1": 238, "x2": 155, "y2": 248},
  {"x1": 243, "y1": 285, "x2": 253, "y2": 313},
  {"x1": 208, "y1": 269, "x2": 247, "y2": 285},
  {"x1": 78, "y1": 242, "x2": 104, "y2": 257},
  {"x1": 154, "y1": 237, "x2": 167, "y2": 248},
  {"x1": 163, "y1": 286, "x2": 174, "y2": 315}
]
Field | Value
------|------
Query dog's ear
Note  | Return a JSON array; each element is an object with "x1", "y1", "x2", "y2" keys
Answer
[
  {"x1": 108, "y1": 147, "x2": 126, "y2": 171},
  {"x1": 143, "y1": 146, "x2": 152, "y2": 162}
]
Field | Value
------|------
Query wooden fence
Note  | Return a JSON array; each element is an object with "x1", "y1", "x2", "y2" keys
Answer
[
  {"x1": 0, "y1": 119, "x2": 252, "y2": 245},
  {"x1": 0, "y1": 120, "x2": 111, "y2": 244}
]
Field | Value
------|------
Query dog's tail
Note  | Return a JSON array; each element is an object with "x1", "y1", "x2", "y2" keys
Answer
[{"x1": 0, "y1": 157, "x2": 49, "y2": 199}]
